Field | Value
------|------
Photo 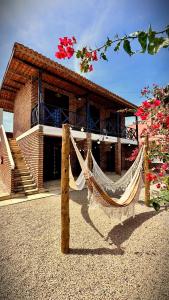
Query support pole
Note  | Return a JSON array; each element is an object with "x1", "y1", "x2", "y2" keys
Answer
[
  {"x1": 115, "y1": 137, "x2": 122, "y2": 175},
  {"x1": 144, "y1": 134, "x2": 150, "y2": 206},
  {"x1": 61, "y1": 124, "x2": 70, "y2": 254},
  {"x1": 86, "y1": 132, "x2": 92, "y2": 170}
]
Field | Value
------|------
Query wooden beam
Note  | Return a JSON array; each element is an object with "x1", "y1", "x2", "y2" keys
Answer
[
  {"x1": 61, "y1": 124, "x2": 70, "y2": 254},
  {"x1": 3, "y1": 84, "x2": 19, "y2": 91},
  {"x1": 8, "y1": 69, "x2": 30, "y2": 80},
  {"x1": 144, "y1": 134, "x2": 150, "y2": 206},
  {"x1": 115, "y1": 137, "x2": 122, "y2": 175}
]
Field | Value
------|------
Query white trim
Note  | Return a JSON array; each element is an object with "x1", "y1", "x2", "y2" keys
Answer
[
  {"x1": 120, "y1": 138, "x2": 138, "y2": 145},
  {"x1": 0, "y1": 125, "x2": 15, "y2": 169},
  {"x1": 43, "y1": 125, "x2": 138, "y2": 144},
  {"x1": 16, "y1": 125, "x2": 40, "y2": 141},
  {"x1": 43, "y1": 125, "x2": 62, "y2": 137},
  {"x1": 91, "y1": 133, "x2": 117, "y2": 143}
]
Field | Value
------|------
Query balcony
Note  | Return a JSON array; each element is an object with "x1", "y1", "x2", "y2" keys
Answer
[{"x1": 31, "y1": 103, "x2": 137, "y2": 140}]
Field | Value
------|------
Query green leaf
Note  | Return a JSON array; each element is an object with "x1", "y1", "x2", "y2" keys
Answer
[
  {"x1": 106, "y1": 37, "x2": 112, "y2": 47},
  {"x1": 123, "y1": 39, "x2": 133, "y2": 56},
  {"x1": 76, "y1": 50, "x2": 82, "y2": 59},
  {"x1": 152, "y1": 201, "x2": 161, "y2": 211},
  {"x1": 148, "y1": 37, "x2": 167, "y2": 54},
  {"x1": 158, "y1": 38, "x2": 169, "y2": 49},
  {"x1": 100, "y1": 52, "x2": 108, "y2": 61},
  {"x1": 114, "y1": 41, "x2": 121, "y2": 52},
  {"x1": 138, "y1": 31, "x2": 148, "y2": 53}
]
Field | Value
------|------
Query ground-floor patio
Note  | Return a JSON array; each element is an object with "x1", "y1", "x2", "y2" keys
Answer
[{"x1": 0, "y1": 184, "x2": 169, "y2": 300}]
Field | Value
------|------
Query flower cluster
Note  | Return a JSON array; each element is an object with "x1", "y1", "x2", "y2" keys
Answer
[
  {"x1": 126, "y1": 147, "x2": 139, "y2": 161},
  {"x1": 79, "y1": 49, "x2": 98, "y2": 72},
  {"x1": 55, "y1": 36, "x2": 76, "y2": 59},
  {"x1": 135, "y1": 99, "x2": 161, "y2": 120},
  {"x1": 55, "y1": 36, "x2": 98, "y2": 72}
]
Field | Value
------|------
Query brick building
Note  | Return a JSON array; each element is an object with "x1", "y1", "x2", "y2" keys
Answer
[{"x1": 0, "y1": 43, "x2": 138, "y2": 196}]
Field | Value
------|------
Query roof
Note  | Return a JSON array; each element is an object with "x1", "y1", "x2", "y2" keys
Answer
[{"x1": 0, "y1": 42, "x2": 138, "y2": 112}]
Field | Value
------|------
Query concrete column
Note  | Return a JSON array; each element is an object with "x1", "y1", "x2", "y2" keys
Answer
[
  {"x1": 115, "y1": 138, "x2": 121, "y2": 175},
  {"x1": 0, "y1": 109, "x2": 3, "y2": 126}
]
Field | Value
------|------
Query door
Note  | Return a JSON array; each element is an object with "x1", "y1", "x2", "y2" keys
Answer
[
  {"x1": 92, "y1": 141, "x2": 100, "y2": 166},
  {"x1": 43, "y1": 136, "x2": 61, "y2": 181},
  {"x1": 107, "y1": 144, "x2": 115, "y2": 171}
]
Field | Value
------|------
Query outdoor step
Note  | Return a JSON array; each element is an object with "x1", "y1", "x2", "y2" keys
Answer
[
  {"x1": 25, "y1": 188, "x2": 38, "y2": 196},
  {"x1": 16, "y1": 183, "x2": 37, "y2": 191},
  {"x1": 14, "y1": 170, "x2": 30, "y2": 176},
  {"x1": 14, "y1": 186, "x2": 24, "y2": 192},
  {"x1": 15, "y1": 163, "x2": 28, "y2": 168},
  {"x1": 14, "y1": 178, "x2": 34, "y2": 186},
  {"x1": 15, "y1": 174, "x2": 33, "y2": 180}
]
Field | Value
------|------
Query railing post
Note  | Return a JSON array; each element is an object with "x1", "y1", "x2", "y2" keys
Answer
[
  {"x1": 144, "y1": 134, "x2": 150, "y2": 206},
  {"x1": 61, "y1": 124, "x2": 70, "y2": 254}
]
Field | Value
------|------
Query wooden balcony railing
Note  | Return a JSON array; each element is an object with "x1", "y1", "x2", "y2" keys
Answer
[{"x1": 31, "y1": 103, "x2": 137, "y2": 140}]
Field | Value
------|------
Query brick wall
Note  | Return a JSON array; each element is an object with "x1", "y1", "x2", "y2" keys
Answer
[
  {"x1": 17, "y1": 127, "x2": 44, "y2": 189},
  {"x1": 0, "y1": 127, "x2": 14, "y2": 194},
  {"x1": 100, "y1": 142, "x2": 111, "y2": 171},
  {"x1": 14, "y1": 81, "x2": 32, "y2": 138}
]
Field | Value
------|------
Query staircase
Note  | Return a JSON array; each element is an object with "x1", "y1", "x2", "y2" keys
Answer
[{"x1": 8, "y1": 139, "x2": 38, "y2": 196}]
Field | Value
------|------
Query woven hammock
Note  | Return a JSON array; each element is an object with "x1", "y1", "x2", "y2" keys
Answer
[
  {"x1": 70, "y1": 132, "x2": 144, "y2": 220},
  {"x1": 69, "y1": 151, "x2": 89, "y2": 190}
]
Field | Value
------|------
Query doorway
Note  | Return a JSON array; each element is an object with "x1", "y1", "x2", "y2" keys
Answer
[{"x1": 43, "y1": 136, "x2": 61, "y2": 181}]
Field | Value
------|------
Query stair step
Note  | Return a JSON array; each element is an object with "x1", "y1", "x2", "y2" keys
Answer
[
  {"x1": 25, "y1": 188, "x2": 38, "y2": 196},
  {"x1": 16, "y1": 183, "x2": 37, "y2": 191},
  {"x1": 15, "y1": 170, "x2": 30, "y2": 176},
  {"x1": 14, "y1": 179, "x2": 34, "y2": 186},
  {"x1": 15, "y1": 174, "x2": 33, "y2": 180},
  {"x1": 14, "y1": 186, "x2": 24, "y2": 192}
]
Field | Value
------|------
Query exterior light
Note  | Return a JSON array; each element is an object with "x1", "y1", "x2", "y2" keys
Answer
[
  {"x1": 81, "y1": 127, "x2": 84, "y2": 132},
  {"x1": 128, "y1": 144, "x2": 131, "y2": 146},
  {"x1": 97, "y1": 140, "x2": 100, "y2": 144}
]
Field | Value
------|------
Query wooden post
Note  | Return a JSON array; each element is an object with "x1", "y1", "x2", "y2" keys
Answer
[
  {"x1": 144, "y1": 134, "x2": 150, "y2": 206},
  {"x1": 61, "y1": 124, "x2": 70, "y2": 254},
  {"x1": 115, "y1": 137, "x2": 122, "y2": 175},
  {"x1": 86, "y1": 132, "x2": 92, "y2": 170}
]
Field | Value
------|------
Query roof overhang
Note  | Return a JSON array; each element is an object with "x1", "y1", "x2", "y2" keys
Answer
[{"x1": 0, "y1": 42, "x2": 138, "y2": 112}]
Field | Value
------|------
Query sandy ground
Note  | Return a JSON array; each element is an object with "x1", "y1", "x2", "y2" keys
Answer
[{"x1": 0, "y1": 188, "x2": 169, "y2": 300}]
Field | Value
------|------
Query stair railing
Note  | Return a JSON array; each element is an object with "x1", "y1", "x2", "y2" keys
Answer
[{"x1": 0, "y1": 125, "x2": 15, "y2": 170}]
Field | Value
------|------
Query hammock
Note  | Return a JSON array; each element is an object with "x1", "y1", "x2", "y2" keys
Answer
[
  {"x1": 70, "y1": 132, "x2": 144, "y2": 220},
  {"x1": 91, "y1": 145, "x2": 143, "y2": 194},
  {"x1": 69, "y1": 151, "x2": 89, "y2": 190}
]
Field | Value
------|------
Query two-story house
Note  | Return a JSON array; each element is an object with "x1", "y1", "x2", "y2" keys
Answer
[{"x1": 0, "y1": 43, "x2": 138, "y2": 197}]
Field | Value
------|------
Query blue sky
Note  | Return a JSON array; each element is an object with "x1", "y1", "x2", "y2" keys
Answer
[{"x1": 0, "y1": 0, "x2": 169, "y2": 131}]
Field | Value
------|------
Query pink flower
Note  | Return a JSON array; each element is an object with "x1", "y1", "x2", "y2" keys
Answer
[
  {"x1": 159, "y1": 172, "x2": 164, "y2": 177},
  {"x1": 161, "y1": 163, "x2": 168, "y2": 171},
  {"x1": 153, "y1": 99, "x2": 161, "y2": 106},
  {"x1": 92, "y1": 50, "x2": 98, "y2": 61},
  {"x1": 142, "y1": 101, "x2": 151, "y2": 109},
  {"x1": 85, "y1": 51, "x2": 92, "y2": 58},
  {"x1": 151, "y1": 124, "x2": 160, "y2": 130},
  {"x1": 146, "y1": 173, "x2": 157, "y2": 182},
  {"x1": 66, "y1": 46, "x2": 74, "y2": 59},
  {"x1": 140, "y1": 114, "x2": 149, "y2": 120},
  {"x1": 135, "y1": 107, "x2": 145, "y2": 116},
  {"x1": 72, "y1": 36, "x2": 77, "y2": 44},
  {"x1": 156, "y1": 183, "x2": 161, "y2": 189},
  {"x1": 89, "y1": 65, "x2": 93, "y2": 72}
]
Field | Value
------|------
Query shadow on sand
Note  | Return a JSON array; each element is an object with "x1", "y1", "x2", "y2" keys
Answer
[{"x1": 70, "y1": 190, "x2": 161, "y2": 255}]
